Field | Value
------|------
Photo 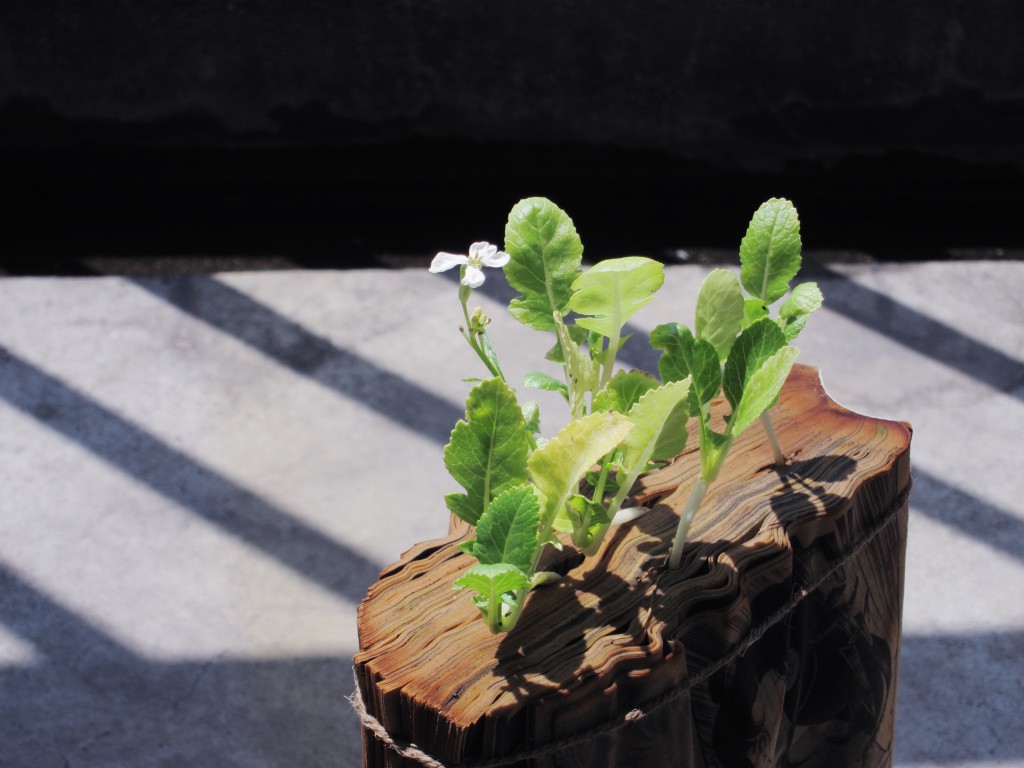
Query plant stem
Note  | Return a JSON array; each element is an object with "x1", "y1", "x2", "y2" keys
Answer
[
  {"x1": 668, "y1": 477, "x2": 709, "y2": 569},
  {"x1": 600, "y1": 328, "x2": 620, "y2": 388},
  {"x1": 591, "y1": 460, "x2": 611, "y2": 504},
  {"x1": 581, "y1": 468, "x2": 631, "y2": 556},
  {"x1": 460, "y1": 301, "x2": 506, "y2": 381},
  {"x1": 668, "y1": 406, "x2": 786, "y2": 569},
  {"x1": 486, "y1": 585, "x2": 502, "y2": 633},
  {"x1": 499, "y1": 595, "x2": 524, "y2": 633},
  {"x1": 501, "y1": 516, "x2": 558, "y2": 633},
  {"x1": 759, "y1": 411, "x2": 785, "y2": 466}
]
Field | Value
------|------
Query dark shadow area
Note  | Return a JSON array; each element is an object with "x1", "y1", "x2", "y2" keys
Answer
[
  {"x1": 896, "y1": 629, "x2": 1024, "y2": 765},
  {"x1": 131, "y1": 275, "x2": 463, "y2": 445},
  {"x1": 482, "y1": 559, "x2": 667, "y2": 765},
  {"x1": 910, "y1": 468, "x2": 1024, "y2": 562},
  {"x1": 622, "y1": 450, "x2": 907, "y2": 766},
  {"x1": 0, "y1": 346, "x2": 383, "y2": 605},
  {"x1": 2, "y1": 143, "x2": 1023, "y2": 276},
  {"x1": 782, "y1": 455, "x2": 859, "y2": 485},
  {"x1": 767, "y1": 455, "x2": 859, "y2": 526},
  {"x1": 0, "y1": 564, "x2": 362, "y2": 768},
  {"x1": 494, "y1": 550, "x2": 643, "y2": 680},
  {"x1": 811, "y1": 264, "x2": 1024, "y2": 399}
]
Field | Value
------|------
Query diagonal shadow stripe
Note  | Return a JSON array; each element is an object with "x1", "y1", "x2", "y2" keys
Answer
[
  {"x1": 0, "y1": 562, "x2": 137, "y2": 666},
  {"x1": 0, "y1": 656, "x2": 364, "y2": 768},
  {"x1": 910, "y1": 468, "x2": 1024, "y2": 562},
  {"x1": 0, "y1": 347, "x2": 383, "y2": 605},
  {"x1": 0, "y1": 565, "x2": 363, "y2": 768},
  {"x1": 129, "y1": 276, "x2": 463, "y2": 445},
  {"x1": 812, "y1": 264, "x2": 1024, "y2": 398}
]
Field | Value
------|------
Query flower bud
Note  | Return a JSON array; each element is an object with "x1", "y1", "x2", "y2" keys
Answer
[{"x1": 468, "y1": 306, "x2": 491, "y2": 333}]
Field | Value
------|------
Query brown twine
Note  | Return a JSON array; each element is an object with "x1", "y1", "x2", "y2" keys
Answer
[{"x1": 349, "y1": 481, "x2": 912, "y2": 768}]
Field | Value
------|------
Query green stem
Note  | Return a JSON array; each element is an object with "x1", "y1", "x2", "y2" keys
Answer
[
  {"x1": 486, "y1": 584, "x2": 502, "y2": 633},
  {"x1": 668, "y1": 420, "x2": 735, "y2": 569},
  {"x1": 501, "y1": 517, "x2": 556, "y2": 633},
  {"x1": 600, "y1": 328, "x2": 620, "y2": 388},
  {"x1": 499, "y1": 595, "x2": 525, "y2": 633},
  {"x1": 572, "y1": 506, "x2": 592, "y2": 549},
  {"x1": 591, "y1": 460, "x2": 611, "y2": 504},
  {"x1": 668, "y1": 477, "x2": 709, "y2": 569},
  {"x1": 759, "y1": 411, "x2": 785, "y2": 466},
  {"x1": 584, "y1": 448, "x2": 647, "y2": 556}
]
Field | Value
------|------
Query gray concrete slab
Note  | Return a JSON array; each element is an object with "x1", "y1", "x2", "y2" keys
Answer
[{"x1": 0, "y1": 260, "x2": 1021, "y2": 767}]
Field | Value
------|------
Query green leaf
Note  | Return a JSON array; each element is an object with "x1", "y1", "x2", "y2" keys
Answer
[
  {"x1": 730, "y1": 345, "x2": 800, "y2": 435},
  {"x1": 445, "y1": 493, "x2": 478, "y2": 526},
  {"x1": 743, "y1": 298, "x2": 769, "y2": 327},
  {"x1": 471, "y1": 485, "x2": 540, "y2": 573},
  {"x1": 443, "y1": 378, "x2": 530, "y2": 526},
  {"x1": 528, "y1": 411, "x2": 634, "y2": 533},
  {"x1": 504, "y1": 198, "x2": 583, "y2": 331},
  {"x1": 688, "y1": 338, "x2": 723, "y2": 417},
  {"x1": 454, "y1": 563, "x2": 529, "y2": 594},
  {"x1": 779, "y1": 282, "x2": 823, "y2": 342},
  {"x1": 739, "y1": 198, "x2": 802, "y2": 305},
  {"x1": 458, "y1": 565, "x2": 536, "y2": 618},
  {"x1": 521, "y1": 400, "x2": 541, "y2": 435},
  {"x1": 780, "y1": 281, "x2": 823, "y2": 318},
  {"x1": 593, "y1": 370, "x2": 660, "y2": 414},
  {"x1": 477, "y1": 331, "x2": 504, "y2": 379},
  {"x1": 722, "y1": 318, "x2": 787, "y2": 412},
  {"x1": 587, "y1": 329, "x2": 604, "y2": 363},
  {"x1": 619, "y1": 379, "x2": 692, "y2": 475},
  {"x1": 650, "y1": 322, "x2": 696, "y2": 384},
  {"x1": 694, "y1": 269, "x2": 745, "y2": 362},
  {"x1": 586, "y1": 466, "x2": 620, "y2": 496},
  {"x1": 569, "y1": 257, "x2": 665, "y2": 339},
  {"x1": 567, "y1": 493, "x2": 611, "y2": 527},
  {"x1": 523, "y1": 371, "x2": 568, "y2": 401},
  {"x1": 650, "y1": 401, "x2": 691, "y2": 462},
  {"x1": 779, "y1": 314, "x2": 807, "y2": 343},
  {"x1": 567, "y1": 493, "x2": 613, "y2": 547}
]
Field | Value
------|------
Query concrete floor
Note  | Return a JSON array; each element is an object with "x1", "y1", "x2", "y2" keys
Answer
[{"x1": 0, "y1": 259, "x2": 1021, "y2": 767}]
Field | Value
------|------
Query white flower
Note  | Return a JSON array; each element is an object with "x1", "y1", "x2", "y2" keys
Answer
[{"x1": 430, "y1": 241, "x2": 510, "y2": 288}]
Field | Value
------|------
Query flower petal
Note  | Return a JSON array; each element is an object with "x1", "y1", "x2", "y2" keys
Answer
[
  {"x1": 481, "y1": 250, "x2": 510, "y2": 268},
  {"x1": 462, "y1": 265, "x2": 486, "y2": 288},
  {"x1": 429, "y1": 252, "x2": 468, "y2": 273},
  {"x1": 467, "y1": 242, "x2": 493, "y2": 262}
]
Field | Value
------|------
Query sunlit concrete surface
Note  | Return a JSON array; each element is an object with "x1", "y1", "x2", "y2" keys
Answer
[{"x1": 0, "y1": 260, "x2": 1021, "y2": 767}]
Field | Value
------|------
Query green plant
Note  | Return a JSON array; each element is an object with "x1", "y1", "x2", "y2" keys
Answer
[
  {"x1": 651, "y1": 198, "x2": 821, "y2": 567},
  {"x1": 429, "y1": 196, "x2": 821, "y2": 632}
]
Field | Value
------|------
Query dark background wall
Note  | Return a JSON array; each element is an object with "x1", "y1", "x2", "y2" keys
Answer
[{"x1": 3, "y1": 1, "x2": 1023, "y2": 272}]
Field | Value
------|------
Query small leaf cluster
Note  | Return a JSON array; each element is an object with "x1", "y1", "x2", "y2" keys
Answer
[{"x1": 650, "y1": 199, "x2": 820, "y2": 481}]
